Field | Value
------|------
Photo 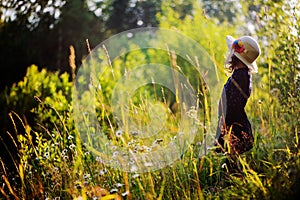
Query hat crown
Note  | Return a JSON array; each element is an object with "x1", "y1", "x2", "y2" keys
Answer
[{"x1": 237, "y1": 36, "x2": 261, "y2": 63}]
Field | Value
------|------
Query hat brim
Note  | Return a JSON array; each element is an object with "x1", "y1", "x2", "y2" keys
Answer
[
  {"x1": 225, "y1": 35, "x2": 258, "y2": 73},
  {"x1": 234, "y1": 52, "x2": 258, "y2": 73},
  {"x1": 226, "y1": 35, "x2": 235, "y2": 49}
]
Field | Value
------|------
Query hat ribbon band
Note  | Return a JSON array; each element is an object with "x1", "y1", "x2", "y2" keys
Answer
[{"x1": 238, "y1": 51, "x2": 253, "y2": 63}]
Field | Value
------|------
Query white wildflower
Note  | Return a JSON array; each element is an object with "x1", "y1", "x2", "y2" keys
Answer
[
  {"x1": 110, "y1": 188, "x2": 118, "y2": 193},
  {"x1": 69, "y1": 144, "x2": 76, "y2": 149},
  {"x1": 115, "y1": 183, "x2": 123, "y2": 187},
  {"x1": 144, "y1": 162, "x2": 153, "y2": 167},
  {"x1": 83, "y1": 174, "x2": 90, "y2": 179},
  {"x1": 100, "y1": 169, "x2": 107, "y2": 175},
  {"x1": 122, "y1": 191, "x2": 129, "y2": 197},
  {"x1": 221, "y1": 163, "x2": 227, "y2": 169},
  {"x1": 116, "y1": 129, "x2": 123, "y2": 137},
  {"x1": 132, "y1": 174, "x2": 139, "y2": 178},
  {"x1": 130, "y1": 165, "x2": 138, "y2": 172},
  {"x1": 44, "y1": 152, "x2": 50, "y2": 159},
  {"x1": 68, "y1": 135, "x2": 74, "y2": 140},
  {"x1": 62, "y1": 149, "x2": 68, "y2": 155}
]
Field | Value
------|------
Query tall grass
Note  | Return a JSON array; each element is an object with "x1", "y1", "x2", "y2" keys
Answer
[{"x1": 2, "y1": 105, "x2": 298, "y2": 199}]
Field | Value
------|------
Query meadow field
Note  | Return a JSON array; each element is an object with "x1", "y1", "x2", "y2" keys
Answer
[{"x1": 0, "y1": 0, "x2": 299, "y2": 199}]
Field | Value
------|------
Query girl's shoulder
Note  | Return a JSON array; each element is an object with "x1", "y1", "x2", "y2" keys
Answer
[
  {"x1": 233, "y1": 67, "x2": 249, "y2": 74},
  {"x1": 232, "y1": 68, "x2": 250, "y2": 79}
]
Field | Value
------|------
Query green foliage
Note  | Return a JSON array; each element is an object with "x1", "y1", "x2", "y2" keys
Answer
[
  {"x1": 0, "y1": 65, "x2": 72, "y2": 132},
  {"x1": 255, "y1": 0, "x2": 300, "y2": 119},
  {"x1": 158, "y1": 0, "x2": 236, "y2": 75},
  {"x1": 0, "y1": 65, "x2": 76, "y2": 198}
]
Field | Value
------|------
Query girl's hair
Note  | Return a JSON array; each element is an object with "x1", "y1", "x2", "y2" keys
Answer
[{"x1": 227, "y1": 54, "x2": 240, "y2": 72}]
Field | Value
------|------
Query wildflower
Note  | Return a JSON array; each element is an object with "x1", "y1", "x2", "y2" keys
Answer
[
  {"x1": 44, "y1": 152, "x2": 50, "y2": 159},
  {"x1": 84, "y1": 151, "x2": 90, "y2": 156},
  {"x1": 75, "y1": 185, "x2": 82, "y2": 190},
  {"x1": 144, "y1": 162, "x2": 153, "y2": 167},
  {"x1": 69, "y1": 144, "x2": 76, "y2": 149},
  {"x1": 206, "y1": 146, "x2": 213, "y2": 151},
  {"x1": 53, "y1": 167, "x2": 59, "y2": 172},
  {"x1": 122, "y1": 191, "x2": 129, "y2": 197},
  {"x1": 115, "y1": 183, "x2": 123, "y2": 187},
  {"x1": 116, "y1": 129, "x2": 123, "y2": 137},
  {"x1": 221, "y1": 163, "x2": 227, "y2": 169},
  {"x1": 113, "y1": 160, "x2": 120, "y2": 166},
  {"x1": 127, "y1": 157, "x2": 135, "y2": 165},
  {"x1": 190, "y1": 128, "x2": 198, "y2": 133},
  {"x1": 130, "y1": 131, "x2": 139, "y2": 136},
  {"x1": 83, "y1": 174, "x2": 90, "y2": 179},
  {"x1": 132, "y1": 174, "x2": 139, "y2": 178},
  {"x1": 96, "y1": 156, "x2": 103, "y2": 163},
  {"x1": 130, "y1": 165, "x2": 138, "y2": 172},
  {"x1": 113, "y1": 151, "x2": 119, "y2": 157},
  {"x1": 100, "y1": 169, "x2": 107, "y2": 175},
  {"x1": 134, "y1": 146, "x2": 139, "y2": 152},
  {"x1": 62, "y1": 149, "x2": 68, "y2": 155},
  {"x1": 110, "y1": 188, "x2": 118, "y2": 193},
  {"x1": 146, "y1": 147, "x2": 152, "y2": 152},
  {"x1": 187, "y1": 108, "x2": 197, "y2": 119},
  {"x1": 128, "y1": 159, "x2": 135, "y2": 166},
  {"x1": 84, "y1": 180, "x2": 89, "y2": 185},
  {"x1": 68, "y1": 135, "x2": 74, "y2": 140}
]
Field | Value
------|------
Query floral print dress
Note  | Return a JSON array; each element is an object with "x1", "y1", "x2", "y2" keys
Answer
[{"x1": 216, "y1": 68, "x2": 254, "y2": 154}]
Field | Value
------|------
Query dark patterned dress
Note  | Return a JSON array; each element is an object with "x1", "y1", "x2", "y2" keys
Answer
[{"x1": 215, "y1": 68, "x2": 254, "y2": 154}]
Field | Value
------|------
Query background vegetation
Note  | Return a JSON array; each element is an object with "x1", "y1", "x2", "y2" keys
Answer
[{"x1": 0, "y1": 0, "x2": 299, "y2": 199}]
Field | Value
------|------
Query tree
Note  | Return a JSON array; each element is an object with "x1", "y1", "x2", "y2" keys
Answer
[
  {"x1": 255, "y1": 0, "x2": 300, "y2": 116},
  {"x1": 0, "y1": 0, "x2": 163, "y2": 90},
  {"x1": 0, "y1": 0, "x2": 104, "y2": 90},
  {"x1": 105, "y1": 0, "x2": 161, "y2": 34},
  {"x1": 0, "y1": 0, "x2": 64, "y2": 29},
  {"x1": 202, "y1": 0, "x2": 242, "y2": 23}
]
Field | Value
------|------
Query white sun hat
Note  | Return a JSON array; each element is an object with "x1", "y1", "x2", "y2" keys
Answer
[{"x1": 225, "y1": 35, "x2": 261, "y2": 73}]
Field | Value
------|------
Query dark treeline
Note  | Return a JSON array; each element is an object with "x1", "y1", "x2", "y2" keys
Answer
[
  {"x1": 0, "y1": 0, "x2": 241, "y2": 91},
  {"x1": 0, "y1": 0, "x2": 162, "y2": 90}
]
